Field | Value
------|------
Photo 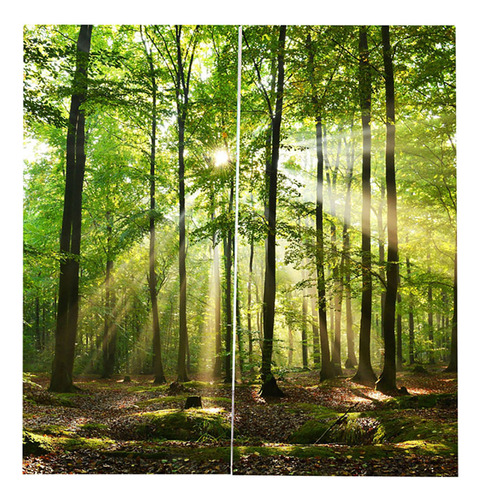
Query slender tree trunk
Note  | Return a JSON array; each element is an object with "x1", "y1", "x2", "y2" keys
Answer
[
  {"x1": 328, "y1": 142, "x2": 343, "y2": 376},
  {"x1": 311, "y1": 292, "x2": 320, "y2": 368},
  {"x1": 247, "y1": 234, "x2": 254, "y2": 367},
  {"x1": 175, "y1": 25, "x2": 197, "y2": 382},
  {"x1": 427, "y1": 257, "x2": 435, "y2": 365},
  {"x1": 102, "y1": 220, "x2": 117, "y2": 380},
  {"x1": 142, "y1": 33, "x2": 166, "y2": 385},
  {"x1": 177, "y1": 110, "x2": 189, "y2": 382},
  {"x1": 396, "y1": 279, "x2": 403, "y2": 369},
  {"x1": 378, "y1": 183, "x2": 386, "y2": 337},
  {"x1": 288, "y1": 323, "x2": 293, "y2": 367},
  {"x1": 236, "y1": 280, "x2": 243, "y2": 378},
  {"x1": 304, "y1": 31, "x2": 334, "y2": 381},
  {"x1": 315, "y1": 118, "x2": 335, "y2": 381},
  {"x1": 223, "y1": 232, "x2": 233, "y2": 381},
  {"x1": 260, "y1": 25, "x2": 286, "y2": 398},
  {"x1": 50, "y1": 25, "x2": 93, "y2": 393},
  {"x1": 213, "y1": 225, "x2": 222, "y2": 379},
  {"x1": 376, "y1": 25, "x2": 400, "y2": 394},
  {"x1": 353, "y1": 26, "x2": 376, "y2": 385},
  {"x1": 301, "y1": 292, "x2": 308, "y2": 370},
  {"x1": 343, "y1": 125, "x2": 357, "y2": 369},
  {"x1": 407, "y1": 256, "x2": 415, "y2": 364},
  {"x1": 223, "y1": 181, "x2": 234, "y2": 383},
  {"x1": 35, "y1": 296, "x2": 41, "y2": 351},
  {"x1": 444, "y1": 252, "x2": 457, "y2": 372}
]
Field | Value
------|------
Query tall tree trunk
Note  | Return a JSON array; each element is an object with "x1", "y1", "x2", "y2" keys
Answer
[
  {"x1": 177, "y1": 108, "x2": 189, "y2": 382},
  {"x1": 427, "y1": 256, "x2": 435, "y2": 365},
  {"x1": 444, "y1": 252, "x2": 457, "y2": 372},
  {"x1": 260, "y1": 25, "x2": 286, "y2": 398},
  {"x1": 223, "y1": 181, "x2": 234, "y2": 382},
  {"x1": 315, "y1": 119, "x2": 335, "y2": 381},
  {"x1": 311, "y1": 292, "x2": 320, "y2": 368},
  {"x1": 142, "y1": 31, "x2": 166, "y2": 385},
  {"x1": 247, "y1": 233, "x2": 254, "y2": 367},
  {"x1": 396, "y1": 277, "x2": 403, "y2": 369},
  {"x1": 343, "y1": 123, "x2": 357, "y2": 369},
  {"x1": 376, "y1": 25, "x2": 399, "y2": 394},
  {"x1": 35, "y1": 295, "x2": 41, "y2": 351},
  {"x1": 327, "y1": 136, "x2": 343, "y2": 376},
  {"x1": 407, "y1": 256, "x2": 415, "y2": 364},
  {"x1": 50, "y1": 25, "x2": 93, "y2": 393},
  {"x1": 353, "y1": 26, "x2": 376, "y2": 385},
  {"x1": 175, "y1": 25, "x2": 197, "y2": 382},
  {"x1": 301, "y1": 292, "x2": 308, "y2": 370},
  {"x1": 378, "y1": 183, "x2": 386, "y2": 339},
  {"x1": 102, "y1": 214, "x2": 117, "y2": 379},
  {"x1": 213, "y1": 223, "x2": 222, "y2": 379},
  {"x1": 305, "y1": 32, "x2": 334, "y2": 382}
]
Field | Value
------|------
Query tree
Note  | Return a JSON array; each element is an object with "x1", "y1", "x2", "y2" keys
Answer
[
  {"x1": 376, "y1": 25, "x2": 400, "y2": 394},
  {"x1": 304, "y1": 30, "x2": 335, "y2": 382},
  {"x1": 259, "y1": 25, "x2": 287, "y2": 398},
  {"x1": 342, "y1": 120, "x2": 357, "y2": 369},
  {"x1": 352, "y1": 26, "x2": 377, "y2": 385},
  {"x1": 444, "y1": 252, "x2": 457, "y2": 372},
  {"x1": 50, "y1": 25, "x2": 93, "y2": 393},
  {"x1": 141, "y1": 26, "x2": 167, "y2": 384}
]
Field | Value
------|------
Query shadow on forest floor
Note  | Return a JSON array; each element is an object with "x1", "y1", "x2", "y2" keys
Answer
[{"x1": 22, "y1": 367, "x2": 457, "y2": 476}]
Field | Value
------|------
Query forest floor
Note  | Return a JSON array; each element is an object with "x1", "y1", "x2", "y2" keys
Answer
[{"x1": 23, "y1": 367, "x2": 457, "y2": 476}]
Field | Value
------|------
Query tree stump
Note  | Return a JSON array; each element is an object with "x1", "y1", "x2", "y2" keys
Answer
[
  {"x1": 185, "y1": 396, "x2": 202, "y2": 409},
  {"x1": 167, "y1": 381, "x2": 186, "y2": 395}
]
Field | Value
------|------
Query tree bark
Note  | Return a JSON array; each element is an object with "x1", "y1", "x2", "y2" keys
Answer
[
  {"x1": 301, "y1": 292, "x2": 308, "y2": 370},
  {"x1": 444, "y1": 252, "x2": 457, "y2": 372},
  {"x1": 376, "y1": 25, "x2": 400, "y2": 394},
  {"x1": 247, "y1": 233, "x2": 254, "y2": 367},
  {"x1": 352, "y1": 26, "x2": 376, "y2": 385},
  {"x1": 260, "y1": 25, "x2": 286, "y2": 398},
  {"x1": 175, "y1": 26, "x2": 194, "y2": 382},
  {"x1": 315, "y1": 119, "x2": 335, "y2": 382},
  {"x1": 223, "y1": 222, "x2": 233, "y2": 382},
  {"x1": 407, "y1": 255, "x2": 415, "y2": 365},
  {"x1": 427, "y1": 256, "x2": 435, "y2": 365},
  {"x1": 213, "y1": 217, "x2": 222, "y2": 379},
  {"x1": 142, "y1": 30, "x2": 166, "y2": 384},
  {"x1": 396, "y1": 278, "x2": 403, "y2": 369},
  {"x1": 311, "y1": 292, "x2": 320, "y2": 368},
  {"x1": 50, "y1": 25, "x2": 93, "y2": 393},
  {"x1": 101, "y1": 218, "x2": 117, "y2": 380},
  {"x1": 342, "y1": 126, "x2": 357, "y2": 369}
]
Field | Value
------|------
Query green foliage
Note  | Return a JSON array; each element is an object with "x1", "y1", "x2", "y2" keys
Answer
[{"x1": 23, "y1": 24, "x2": 456, "y2": 383}]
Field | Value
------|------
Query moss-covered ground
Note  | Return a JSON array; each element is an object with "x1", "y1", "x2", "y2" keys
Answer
[{"x1": 23, "y1": 368, "x2": 457, "y2": 475}]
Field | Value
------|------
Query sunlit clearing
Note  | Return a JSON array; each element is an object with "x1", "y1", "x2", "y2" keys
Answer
[{"x1": 214, "y1": 149, "x2": 229, "y2": 167}]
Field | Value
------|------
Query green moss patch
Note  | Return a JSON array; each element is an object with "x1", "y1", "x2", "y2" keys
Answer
[
  {"x1": 383, "y1": 393, "x2": 457, "y2": 410},
  {"x1": 135, "y1": 408, "x2": 231, "y2": 442},
  {"x1": 30, "y1": 424, "x2": 74, "y2": 437},
  {"x1": 372, "y1": 413, "x2": 457, "y2": 447},
  {"x1": 56, "y1": 436, "x2": 116, "y2": 451},
  {"x1": 288, "y1": 409, "x2": 456, "y2": 453},
  {"x1": 289, "y1": 413, "x2": 377, "y2": 445},
  {"x1": 23, "y1": 431, "x2": 54, "y2": 456}
]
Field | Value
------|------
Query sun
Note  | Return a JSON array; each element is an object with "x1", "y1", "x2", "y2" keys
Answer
[{"x1": 214, "y1": 149, "x2": 229, "y2": 167}]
